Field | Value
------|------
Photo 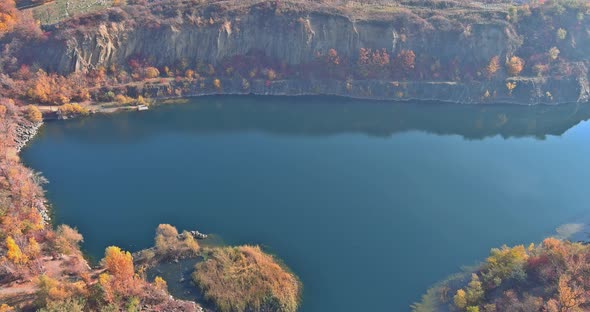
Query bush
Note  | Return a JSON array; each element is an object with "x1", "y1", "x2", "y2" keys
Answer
[
  {"x1": 154, "y1": 224, "x2": 199, "y2": 258},
  {"x1": 57, "y1": 104, "x2": 89, "y2": 117},
  {"x1": 144, "y1": 67, "x2": 160, "y2": 79},
  {"x1": 25, "y1": 105, "x2": 42, "y2": 122},
  {"x1": 52, "y1": 225, "x2": 84, "y2": 255},
  {"x1": 193, "y1": 245, "x2": 300, "y2": 312}
]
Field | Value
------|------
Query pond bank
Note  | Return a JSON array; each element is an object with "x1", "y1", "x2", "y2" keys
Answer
[{"x1": 101, "y1": 77, "x2": 590, "y2": 108}]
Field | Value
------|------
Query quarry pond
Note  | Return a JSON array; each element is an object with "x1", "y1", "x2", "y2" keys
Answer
[{"x1": 21, "y1": 96, "x2": 590, "y2": 311}]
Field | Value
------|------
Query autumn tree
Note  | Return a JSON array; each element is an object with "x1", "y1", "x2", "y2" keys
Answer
[
  {"x1": 266, "y1": 69, "x2": 277, "y2": 81},
  {"x1": 144, "y1": 67, "x2": 160, "y2": 79},
  {"x1": 358, "y1": 48, "x2": 371, "y2": 66},
  {"x1": 465, "y1": 274, "x2": 484, "y2": 306},
  {"x1": 155, "y1": 224, "x2": 178, "y2": 254},
  {"x1": 371, "y1": 49, "x2": 390, "y2": 67},
  {"x1": 26, "y1": 71, "x2": 79, "y2": 105},
  {"x1": 154, "y1": 224, "x2": 199, "y2": 257},
  {"x1": 5, "y1": 236, "x2": 27, "y2": 264},
  {"x1": 25, "y1": 105, "x2": 42, "y2": 123},
  {"x1": 482, "y1": 245, "x2": 528, "y2": 287},
  {"x1": 549, "y1": 47, "x2": 560, "y2": 61},
  {"x1": 485, "y1": 56, "x2": 500, "y2": 79},
  {"x1": 100, "y1": 246, "x2": 141, "y2": 303},
  {"x1": 103, "y1": 246, "x2": 134, "y2": 281},
  {"x1": 396, "y1": 50, "x2": 416, "y2": 73},
  {"x1": 25, "y1": 237, "x2": 41, "y2": 259},
  {"x1": 153, "y1": 276, "x2": 167, "y2": 292},
  {"x1": 57, "y1": 104, "x2": 89, "y2": 117},
  {"x1": 546, "y1": 274, "x2": 586, "y2": 312},
  {"x1": 454, "y1": 289, "x2": 468, "y2": 310},
  {"x1": 506, "y1": 56, "x2": 524, "y2": 76},
  {"x1": 506, "y1": 81, "x2": 517, "y2": 95},
  {"x1": 326, "y1": 48, "x2": 340, "y2": 65},
  {"x1": 454, "y1": 274, "x2": 484, "y2": 311},
  {"x1": 0, "y1": 0, "x2": 18, "y2": 37},
  {"x1": 36, "y1": 274, "x2": 87, "y2": 307},
  {"x1": 213, "y1": 79, "x2": 221, "y2": 90},
  {"x1": 53, "y1": 225, "x2": 83, "y2": 255},
  {"x1": 556, "y1": 28, "x2": 567, "y2": 40}
]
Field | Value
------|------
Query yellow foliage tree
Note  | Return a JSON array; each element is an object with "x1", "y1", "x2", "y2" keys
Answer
[
  {"x1": 144, "y1": 67, "x2": 160, "y2": 79},
  {"x1": 549, "y1": 47, "x2": 560, "y2": 61},
  {"x1": 154, "y1": 276, "x2": 167, "y2": 292},
  {"x1": 213, "y1": 78, "x2": 222, "y2": 90},
  {"x1": 58, "y1": 104, "x2": 89, "y2": 117},
  {"x1": 25, "y1": 237, "x2": 41, "y2": 259},
  {"x1": 104, "y1": 246, "x2": 134, "y2": 281},
  {"x1": 485, "y1": 56, "x2": 500, "y2": 79},
  {"x1": 454, "y1": 289, "x2": 467, "y2": 310},
  {"x1": 465, "y1": 274, "x2": 484, "y2": 305},
  {"x1": 98, "y1": 273, "x2": 115, "y2": 302},
  {"x1": 5, "y1": 236, "x2": 28, "y2": 264},
  {"x1": 506, "y1": 82, "x2": 517, "y2": 95},
  {"x1": 25, "y1": 105, "x2": 42, "y2": 123}
]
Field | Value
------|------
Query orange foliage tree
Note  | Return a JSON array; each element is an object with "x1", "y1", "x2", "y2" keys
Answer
[
  {"x1": 396, "y1": 50, "x2": 416, "y2": 73},
  {"x1": 104, "y1": 246, "x2": 134, "y2": 281},
  {"x1": 506, "y1": 56, "x2": 525, "y2": 76},
  {"x1": 24, "y1": 70, "x2": 89, "y2": 105},
  {"x1": 213, "y1": 79, "x2": 222, "y2": 90},
  {"x1": 0, "y1": 0, "x2": 18, "y2": 37},
  {"x1": 99, "y1": 246, "x2": 141, "y2": 302},
  {"x1": 326, "y1": 48, "x2": 340, "y2": 65},
  {"x1": 485, "y1": 56, "x2": 500, "y2": 79}
]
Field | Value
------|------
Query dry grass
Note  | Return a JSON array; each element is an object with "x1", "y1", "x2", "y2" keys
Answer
[
  {"x1": 192, "y1": 245, "x2": 300, "y2": 312},
  {"x1": 25, "y1": 0, "x2": 112, "y2": 25},
  {"x1": 29, "y1": 0, "x2": 511, "y2": 27}
]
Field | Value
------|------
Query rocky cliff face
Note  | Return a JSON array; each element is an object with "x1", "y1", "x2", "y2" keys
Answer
[
  {"x1": 36, "y1": 6, "x2": 517, "y2": 74},
  {"x1": 26, "y1": 1, "x2": 590, "y2": 104}
]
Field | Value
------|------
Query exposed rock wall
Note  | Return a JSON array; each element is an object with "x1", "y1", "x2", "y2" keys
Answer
[
  {"x1": 25, "y1": 4, "x2": 590, "y2": 104},
  {"x1": 37, "y1": 10, "x2": 517, "y2": 74}
]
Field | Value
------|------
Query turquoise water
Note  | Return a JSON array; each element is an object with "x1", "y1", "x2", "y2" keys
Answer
[{"x1": 21, "y1": 96, "x2": 590, "y2": 311}]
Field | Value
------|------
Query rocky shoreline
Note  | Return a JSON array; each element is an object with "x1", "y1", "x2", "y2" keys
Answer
[
  {"x1": 14, "y1": 120, "x2": 50, "y2": 225},
  {"x1": 120, "y1": 77, "x2": 590, "y2": 107},
  {"x1": 14, "y1": 120, "x2": 42, "y2": 153}
]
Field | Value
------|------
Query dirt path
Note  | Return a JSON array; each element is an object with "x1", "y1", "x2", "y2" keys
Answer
[{"x1": 0, "y1": 255, "x2": 95, "y2": 307}]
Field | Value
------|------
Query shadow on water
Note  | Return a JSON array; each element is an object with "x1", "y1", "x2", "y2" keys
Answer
[
  {"x1": 39, "y1": 95, "x2": 590, "y2": 142},
  {"x1": 144, "y1": 236, "x2": 225, "y2": 309},
  {"x1": 146, "y1": 258, "x2": 204, "y2": 302}
]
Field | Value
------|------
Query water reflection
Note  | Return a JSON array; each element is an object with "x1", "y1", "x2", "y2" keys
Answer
[{"x1": 40, "y1": 96, "x2": 590, "y2": 143}]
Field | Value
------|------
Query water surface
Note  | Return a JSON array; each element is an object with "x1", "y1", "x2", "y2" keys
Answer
[{"x1": 21, "y1": 96, "x2": 590, "y2": 311}]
